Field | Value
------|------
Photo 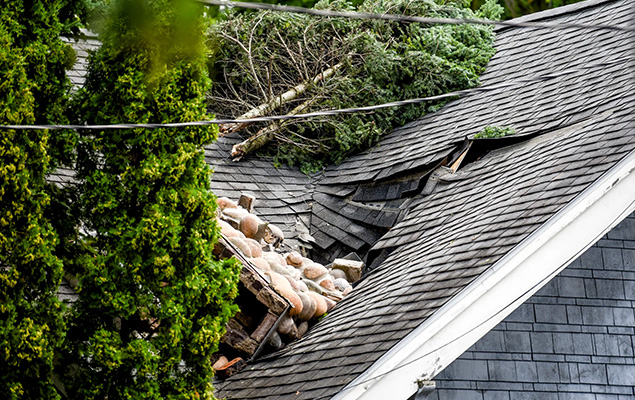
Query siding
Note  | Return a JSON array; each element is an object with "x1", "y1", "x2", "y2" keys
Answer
[{"x1": 431, "y1": 212, "x2": 635, "y2": 400}]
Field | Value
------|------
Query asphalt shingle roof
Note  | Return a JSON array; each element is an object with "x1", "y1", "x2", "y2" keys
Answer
[
  {"x1": 307, "y1": 0, "x2": 635, "y2": 261},
  {"x1": 320, "y1": 0, "x2": 633, "y2": 185},
  {"x1": 214, "y1": 0, "x2": 635, "y2": 398},
  {"x1": 206, "y1": 136, "x2": 315, "y2": 250}
]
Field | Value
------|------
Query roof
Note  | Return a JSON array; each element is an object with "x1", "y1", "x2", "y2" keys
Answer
[
  {"x1": 306, "y1": 0, "x2": 635, "y2": 263},
  {"x1": 213, "y1": 0, "x2": 635, "y2": 398},
  {"x1": 49, "y1": 30, "x2": 100, "y2": 188},
  {"x1": 61, "y1": 29, "x2": 100, "y2": 90},
  {"x1": 206, "y1": 135, "x2": 316, "y2": 250}
]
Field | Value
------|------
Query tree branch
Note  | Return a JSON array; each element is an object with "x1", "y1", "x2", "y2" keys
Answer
[
  {"x1": 219, "y1": 61, "x2": 346, "y2": 137},
  {"x1": 230, "y1": 97, "x2": 316, "y2": 161}
]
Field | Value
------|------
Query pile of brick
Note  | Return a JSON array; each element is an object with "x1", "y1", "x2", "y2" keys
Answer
[{"x1": 212, "y1": 194, "x2": 364, "y2": 376}]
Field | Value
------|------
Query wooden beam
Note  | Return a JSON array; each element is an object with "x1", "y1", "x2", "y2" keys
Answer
[
  {"x1": 221, "y1": 318, "x2": 259, "y2": 355},
  {"x1": 250, "y1": 311, "x2": 279, "y2": 342}
]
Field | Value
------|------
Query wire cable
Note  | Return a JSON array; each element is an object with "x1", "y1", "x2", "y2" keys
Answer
[
  {"x1": 196, "y1": 0, "x2": 635, "y2": 33},
  {"x1": 0, "y1": 56, "x2": 630, "y2": 131}
]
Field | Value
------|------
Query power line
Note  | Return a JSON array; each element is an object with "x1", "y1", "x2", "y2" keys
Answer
[
  {"x1": 196, "y1": 0, "x2": 635, "y2": 33},
  {"x1": 0, "y1": 57, "x2": 630, "y2": 131}
]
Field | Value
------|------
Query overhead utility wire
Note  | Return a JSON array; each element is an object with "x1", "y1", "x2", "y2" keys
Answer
[
  {"x1": 0, "y1": 57, "x2": 630, "y2": 131},
  {"x1": 308, "y1": 198, "x2": 635, "y2": 400},
  {"x1": 196, "y1": 0, "x2": 635, "y2": 33}
]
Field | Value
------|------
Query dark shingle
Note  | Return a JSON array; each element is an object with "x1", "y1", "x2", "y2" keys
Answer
[{"x1": 215, "y1": 1, "x2": 635, "y2": 399}]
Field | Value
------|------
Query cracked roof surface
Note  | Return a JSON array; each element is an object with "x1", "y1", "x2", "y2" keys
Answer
[
  {"x1": 206, "y1": 135, "x2": 315, "y2": 250},
  {"x1": 214, "y1": 0, "x2": 635, "y2": 398}
]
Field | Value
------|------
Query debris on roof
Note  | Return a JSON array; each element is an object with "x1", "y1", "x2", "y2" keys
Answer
[
  {"x1": 213, "y1": 0, "x2": 635, "y2": 398},
  {"x1": 206, "y1": 135, "x2": 316, "y2": 252},
  {"x1": 210, "y1": 194, "x2": 363, "y2": 373}
]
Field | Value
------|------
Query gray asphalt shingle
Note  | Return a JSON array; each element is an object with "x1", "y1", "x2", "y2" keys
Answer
[{"x1": 214, "y1": 1, "x2": 635, "y2": 398}]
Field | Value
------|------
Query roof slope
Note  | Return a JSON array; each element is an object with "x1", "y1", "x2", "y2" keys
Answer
[
  {"x1": 308, "y1": 0, "x2": 634, "y2": 261},
  {"x1": 320, "y1": 0, "x2": 632, "y2": 185},
  {"x1": 214, "y1": 0, "x2": 635, "y2": 398},
  {"x1": 61, "y1": 29, "x2": 100, "y2": 90}
]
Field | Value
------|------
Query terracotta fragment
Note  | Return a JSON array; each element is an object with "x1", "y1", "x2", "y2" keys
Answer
[
  {"x1": 302, "y1": 278, "x2": 323, "y2": 294},
  {"x1": 215, "y1": 357, "x2": 247, "y2": 379},
  {"x1": 277, "y1": 315, "x2": 298, "y2": 338},
  {"x1": 268, "y1": 272, "x2": 303, "y2": 316},
  {"x1": 330, "y1": 268, "x2": 347, "y2": 281},
  {"x1": 297, "y1": 321, "x2": 309, "y2": 337},
  {"x1": 284, "y1": 275, "x2": 301, "y2": 291},
  {"x1": 323, "y1": 296, "x2": 337, "y2": 312},
  {"x1": 296, "y1": 292, "x2": 316, "y2": 321},
  {"x1": 306, "y1": 291, "x2": 328, "y2": 318},
  {"x1": 263, "y1": 251, "x2": 286, "y2": 266},
  {"x1": 249, "y1": 257, "x2": 271, "y2": 272},
  {"x1": 295, "y1": 280, "x2": 309, "y2": 292},
  {"x1": 333, "y1": 278, "x2": 351, "y2": 292},
  {"x1": 219, "y1": 220, "x2": 245, "y2": 239},
  {"x1": 244, "y1": 238, "x2": 263, "y2": 258},
  {"x1": 317, "y1": 275, "x2": 335, "y2": 291},
  {"x1": 239, "y1": 214, "x2": 260, "y2": 239},
  {"x1": 217, "y1": 197, "x2": 238, "y2": 210},
  {"x1": 285, "y1": 251, "x2": 304, "y2": 267},
  {"x1": 268, "y1": 261, "x2": 290, "y2": 276},
  {"x1": 212, "y1": 356, "x2": 229, "y2": 371},
  {"x1": 303, "y1": 263, "x2": 328, "y2": 279},
  {"x1": 264, "y1": 224, "x2": 284, "y2": 246},
  {"x1": 222, "y1": 207, "x2": 249, "y2": 220},
  {"x1": 227, "y1": 237, "x2": 252, "y2": 258}
]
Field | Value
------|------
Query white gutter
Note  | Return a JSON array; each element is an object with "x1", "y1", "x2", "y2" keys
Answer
[{"x1": 333, "y1": 148, "x2": 635, "y2": 400}]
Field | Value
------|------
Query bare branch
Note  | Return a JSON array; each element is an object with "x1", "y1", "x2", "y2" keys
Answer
[
  {"x1": 231, "y1": 97, "x2": 316, "y2": 160},
  {"x1": 248, "y1": 13, "x2": 270, "y2": 100},
  {"x1": 275, "y1": 29, "x2": 305, "y2": 81},
  {"x1": 220, "y1": 61, "x2": 346, "y2": 136}
]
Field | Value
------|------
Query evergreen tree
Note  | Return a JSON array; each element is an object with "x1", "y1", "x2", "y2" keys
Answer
[
  {"x1": 0, "y1": 1, "x2": 83, "y2": 398},
  {"x1": 60, "y1": 0, "x2": 241, "y2": 398}
]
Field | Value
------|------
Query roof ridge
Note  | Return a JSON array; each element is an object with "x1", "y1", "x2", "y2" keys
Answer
[{"x1": 495, "y1": 0, "x2": 617, "y2": 31}]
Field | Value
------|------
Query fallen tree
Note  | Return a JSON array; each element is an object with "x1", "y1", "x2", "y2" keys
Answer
[{"x1": 208, "y1": 0, "x2": 503, "y2": 172}]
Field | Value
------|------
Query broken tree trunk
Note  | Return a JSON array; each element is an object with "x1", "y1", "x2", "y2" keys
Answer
[
  {"x1": 231, "y1": 97, "x2": 314, "y2": 161},
  {"x1": 219, "y1": 61, "x2": 344, "y2": 137}
]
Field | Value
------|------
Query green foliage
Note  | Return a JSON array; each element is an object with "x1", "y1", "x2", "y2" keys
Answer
[
  {"x1": 473, "y1": 125, "x2": 516, "y2": 138},
  {"x1": 0, "y1": 1, "x2": 83, "y2": 398},
  {"x1": 209, "y1": 0, "x2": 503, "y2": 172},
  {"x1": 61, "y1": 0, "x2": 241, "y2": 398}
]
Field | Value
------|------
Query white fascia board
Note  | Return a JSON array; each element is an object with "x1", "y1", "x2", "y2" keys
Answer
[{"x1": 333, "y1": 149, "x2": 635, "y2": 400}]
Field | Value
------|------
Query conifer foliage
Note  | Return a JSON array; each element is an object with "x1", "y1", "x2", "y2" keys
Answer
[
  {"x1": 60, "y1": 0, "x2": 241, "y2": 398},
  {"x1": 0, "y1": 1, "x2": 81, "y2": 398},
  {"x1": 209, "y1": 0, "x2": 503, "y2": 172}
]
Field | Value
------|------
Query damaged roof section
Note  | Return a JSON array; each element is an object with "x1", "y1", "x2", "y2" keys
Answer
[
  {"x1": 206, "y1": 135, "x2": 316, "y2": 251},
  {"x1": 310, "y1": 141, "x2": 469, "y2": 265},
  {"x1": 214, "y1": 0, "x2": 635, "y2": 398},
  {"x1": 215, "y1": 93, "x2": 635, "y2": 400},
  {"x1": 319, "y1": 0, "x2": 633, "y2": 187},
  {"x1": 305, "y1": 0, "x2": 634, "y2": 266}
]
